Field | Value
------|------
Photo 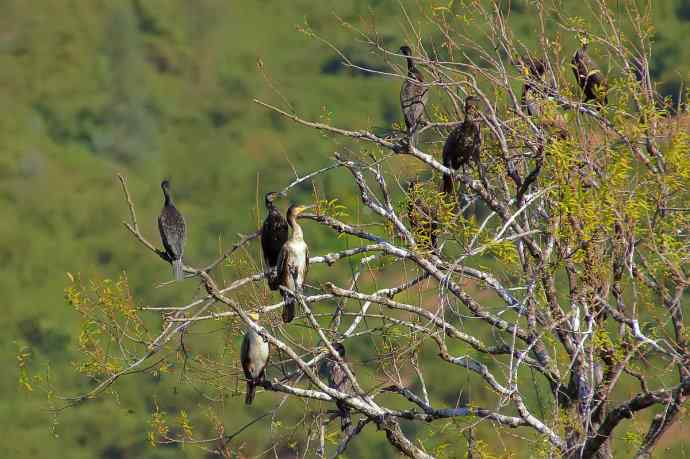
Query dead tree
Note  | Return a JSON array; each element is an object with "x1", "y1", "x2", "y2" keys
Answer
[{"x1": 54, "y1": 2, "x2": 688, "y2": 458}]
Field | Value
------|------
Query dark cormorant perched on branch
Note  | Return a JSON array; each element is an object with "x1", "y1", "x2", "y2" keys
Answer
[
  {"x1": 442, "y1": 96, "x2": 482, "y2": 196},
  {"x1": 518, "y1": 55, "x2": 547, "y2": 117},
  {"x1": 399, "y1": 45, "x2": 428, "y2": 143},
  {"x1": 572, "y1": 37, "x2": 608, "y2": 106},
  {"x1": 261, "y1": 192, "x2": 289, "y2": 290},
  {"x1": 240, "y1": 312, "x2": 269, "y2": 405},
  {"x1": 276, "y1": 204, "x2": 312, "y2": 323},
  {"x1": 158, "y1": 180, "x2": 186, "y2": 281},
  {"x1": 325, "y1": 342, "x2": 354, "y2": 431}
]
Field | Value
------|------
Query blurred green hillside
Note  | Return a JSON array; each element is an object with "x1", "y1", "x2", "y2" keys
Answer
[{"x1": 4, "y1": 1, "x2": 690, "y2": 458}]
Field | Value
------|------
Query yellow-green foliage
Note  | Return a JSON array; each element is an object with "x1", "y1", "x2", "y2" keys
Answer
[
  {"x1": 148, "y1": 402, "x2": 170, "y2": 447},
  {"x1": 65, "y1": 274, "x2": 147, "y2": 379}
]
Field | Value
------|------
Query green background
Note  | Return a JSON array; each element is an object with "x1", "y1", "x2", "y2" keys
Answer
[{"x1": 4, "y1": 1, "x2": 690, "y2": 457}]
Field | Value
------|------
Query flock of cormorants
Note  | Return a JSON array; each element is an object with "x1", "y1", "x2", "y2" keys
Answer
[{"x1": 154, "y1": 41, "x2": 607, "y2": 411}]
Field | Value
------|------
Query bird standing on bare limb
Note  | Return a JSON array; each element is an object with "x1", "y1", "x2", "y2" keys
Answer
[
  {"x1": 572, "y1": 35, "x2": 608, "y2": 106},
  {"x1": 240, "y1": 312, "x2": 269, "y2": 405},
  {"x1": 325, "y1": 342, "x2": 354, "y2": 432},
  {"x1": 276, "y1": 204, "x2": 312, "y2": 323},
  {"x1": 442, "y1": 96, "x2": 482, "y2": 197},
  {"x1": 261, "y1": 192, "x2": 288, "y2": 290},
  {"x1": 399, "y1": 45, "x2": 428, "y2": 145},
  {"x1": 158, "y1": 180, "x2": 186, "y2": 281},
  {"x1": 518, "y1": 55, "x2": 547, "y2": 117}
]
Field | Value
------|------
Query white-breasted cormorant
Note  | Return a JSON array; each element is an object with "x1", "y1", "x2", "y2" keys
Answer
[
  {"x1": 441, "y1": 96, "x2": 481, "y2": 196},
  {"x1": 399, "y1": 45, "x2": 428, "y2": 143},
  {"x1": 325, "y1": 342, "x2": 354, "y2": 431},
  {"x1": 261, "y1": 192, "x2": 289, "y2": 290},
  {"x1": 158, "y1": 180, "x2": 187, "y2": 281},
  {"x1": 240, "y1": 312, "x2": 269, "y2": 405},
  {"x1": 276, "y1": 204, "x2": 312, "y2": 323},
  {"x1": 572, "y1": 37, "x2": 608, "y2": 106}
]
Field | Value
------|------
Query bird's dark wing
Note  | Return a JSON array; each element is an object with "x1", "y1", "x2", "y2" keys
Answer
[
  {"x1": 158, "y1": 206, "x2": 186, "y2": 259},
  {"x1": 522, "y1": 86, "x2": 542, "y2": 117},
  {"x1": 304, "y1": 244, "x2": 310, "y2": 278},
  {"x1": 327, "y1": 359, "x2": 354, "y2": 431},
  {"x1": 455, "y1": 121, "x2": 481, "y2": 166},
  {"x1": 276, "y1": 243, "x2": 290, "y2": 289},
  {"x1": 442, "y1": 128, "x2": 461, "y2": 169},
  {"x1": 400, "y1": 71, "x2": 428, "y2": 133},
  {"x1": 261, "y1": 212, "x2": 288, "y2": 269},
  {"x1": 329, "y1": 361, "x2": 354, "y2": 395},
  {"x1": 240, "y1": 333, "x2": 252, "y2": 380}
]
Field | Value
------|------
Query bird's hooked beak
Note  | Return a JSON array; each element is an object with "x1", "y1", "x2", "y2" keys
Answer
[
  {"x1": 296, "y1": 204, "x2": 315, "y2": 215},
  {"x1": 266, "y1": 191, "x2": 287, "y2": 203}
]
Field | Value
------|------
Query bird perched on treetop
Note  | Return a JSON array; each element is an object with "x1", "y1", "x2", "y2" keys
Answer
[
  {"x1": 158, "y1": 180, "x2": 186, "y2": 281},
  {"x1": 324, "y1": 342, "x2": 355, "y2": 431},
  {"x1": 399, "y1": 45, "x2": 428, "y2": 145},
  {"x1": 572, "y1": 35, "x2": 608, "y2": 106},
  {"x1": 276, "y1": 204, "x2": 313, "y2": 323},
  {"x1": 261, "y1": 192, "x2": 289, "y2": 290},
  {"x1": 442, "y1": 96, "x2": 482, "y2": 196},
  {"x1": 240, "y1": 312, "x2": 269, "y2": 405}
]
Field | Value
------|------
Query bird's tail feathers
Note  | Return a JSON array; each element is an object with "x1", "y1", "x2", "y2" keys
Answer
[
  {"x1": 337, "y1": 402, "x2": 352, "y2": 432},
  {"x1": 245, "y1": 381, "x2": 256, "y2": 405},
  {"x1": 267, "y1": 268, "x2": 280, "y2": 290},
  {"x1": 172, "y1": 259, "x2": 184, "y2": 281},
  {"x1": 341, "y1": 412, "x2": 352, "y2": 432},
  {"x1": 282, "y1": 297, "x2": 295, "y2": 323},
  {"x1": 442, "y1": 173, "x2": 454, "y2": 197}
]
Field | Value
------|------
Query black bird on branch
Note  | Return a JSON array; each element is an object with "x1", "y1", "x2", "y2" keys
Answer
[
  {"x1": 240, "y1": 312, "x2": 269, "y2": 405},
  {"x1": 158, "y1": 180, "x2": 186, "y2": 281},
  {"x1": 516, "y1": 56, "x2": 569, "y2": 141},
  {"x1": 572, "y1": 36, "x2": 608, "y2": 106},
  {"x1": 261, "y1": 192, "x2": 289, "y2": 290},
  {"x1": 442, "y1": 96, "x2": 482, "y2": 197},
  {"x1": 325, "y1": 342, "x2": 354, "y2": 432},
  {"x1": 276, "y1": 204, "x2": 312, "y2": 323},
  {"x1": 517, "y1": 55, "x2": 547, "y2": 117},
  {"x1": 399, "y1": 45, "x2": 428, "y2": 145}
]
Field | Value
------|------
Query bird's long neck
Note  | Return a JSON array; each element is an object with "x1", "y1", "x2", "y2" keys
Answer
[
  {"x1": 163, "y1": 188, "x2": 173, "y2": 206},
  {"x1": 406, "y1": 56, "x2": 416, "y2": 73},
  {"x1": 288, "y1": 214, "x2": 304, "y2": 240},
  {"x1": 406, "y1": 57, "x2": 422, "y2": 81}
]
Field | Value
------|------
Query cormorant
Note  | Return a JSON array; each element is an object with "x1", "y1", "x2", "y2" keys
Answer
[
  {"x1": 261, "y1": 192, "x2": 289, "y2": 290},
  {"x1": 276, "y1": 204, "x2": 312, "y2": 323},
  {"x1": 158, "y1": 180, "x2": 187, "y2": 281},
  {"x1": 325, "y1": 342, "x2": 354, "y2": 431},
  {"x1": 516, "y1": 56, "x2": 569, "y2": 140},
  {"x1": 572, "y1": 37, "x2": 608, "y2": 106},
  {"x1": 441, "y1": 96, "x2": 482, "y2": 196},
  {"x1": 407, "y1": 180, "x2": 438, "y2": 250},
  {"x1": 399, "y1": 45, "x2": 428, "y2": 143},
  {"x1": 240, "y1": 312, "x2": 269, "y2": 405},
  {"x1": 518, "y1": 55, "x2": 547, "y2": 117}
]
